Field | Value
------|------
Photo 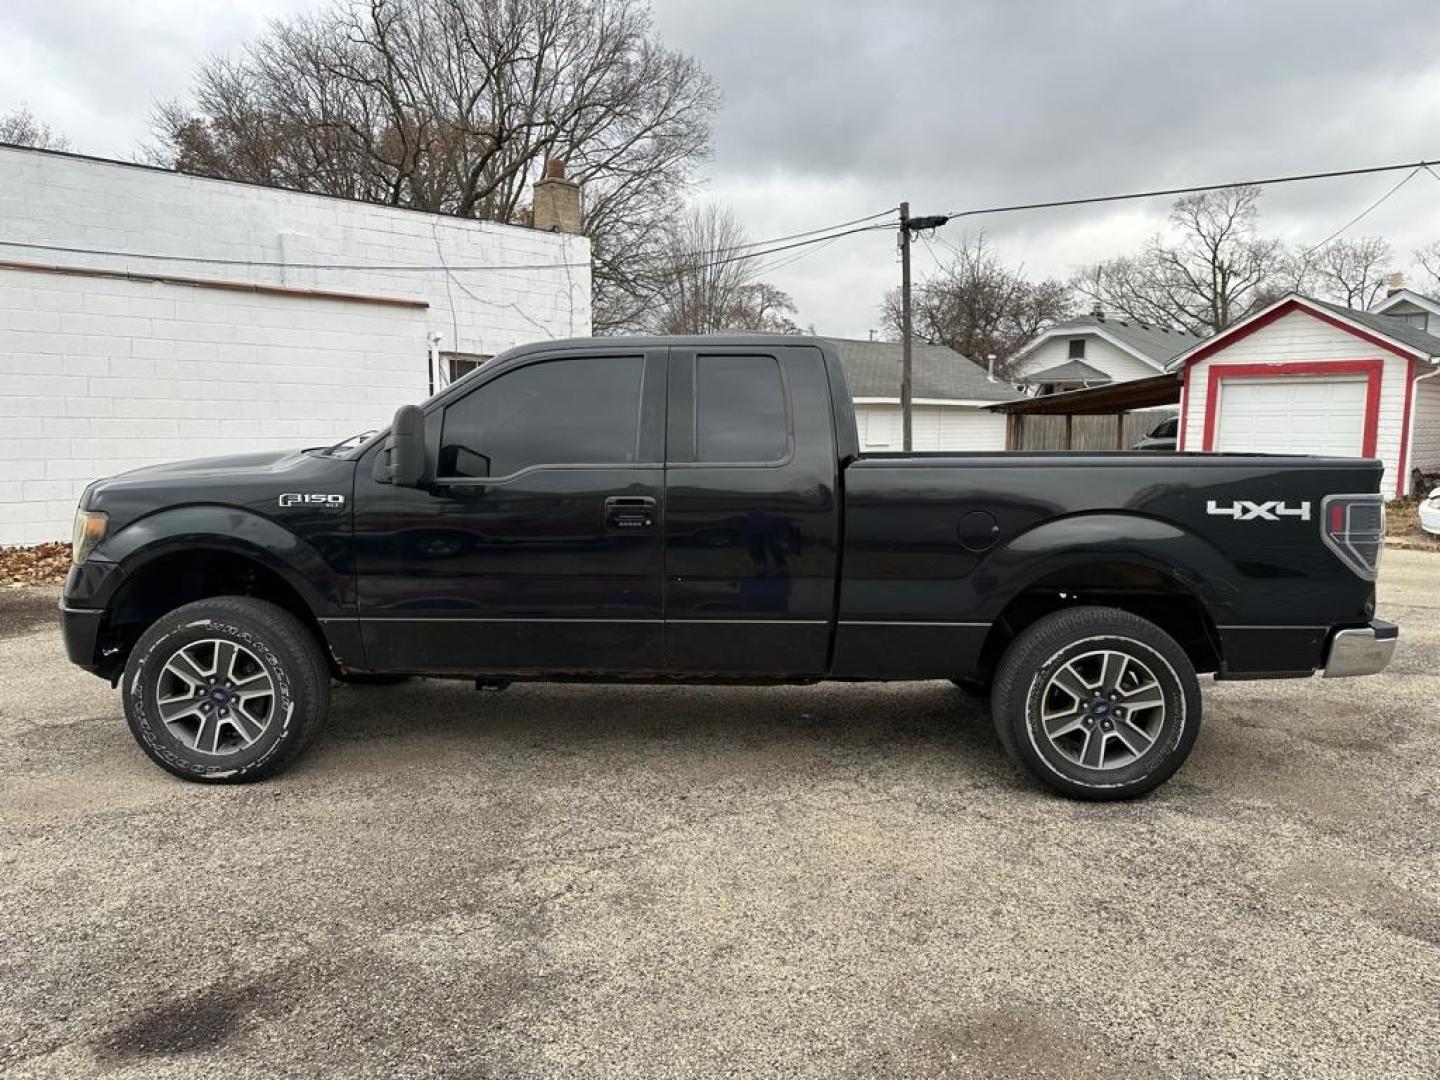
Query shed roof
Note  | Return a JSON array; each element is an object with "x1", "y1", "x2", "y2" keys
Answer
[
  {"x1": 1021, "y1": 359, "x2": 1112, "y2": 385},
  {"x1": 986, "y1": 373, "x2": 1181, "y2": 415},
  {"x1": 827, "y1": 337, "x2": 1021, "y2": 402}
]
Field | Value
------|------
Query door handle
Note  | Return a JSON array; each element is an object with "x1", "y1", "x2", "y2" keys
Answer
[{"x1": 604, "y1": 495, "x2": 657, "y2": 531}]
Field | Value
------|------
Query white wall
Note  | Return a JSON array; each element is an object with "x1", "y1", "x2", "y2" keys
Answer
[
  {"x1": 855, "y1": 403, "x2": 1008, "y2": 451},
  {"x1": 0, "y1": 147, "x2": 590, "y2": 356},
  {"x1": 1013, "y1": 333, "x2": 1160, "y2": 384},
  {"x1": 0, "y1": 146, "x2": 590, "y2": 544},
  {"x1": 1178, "y1": 309, "x2": 1412, "y2": 496},
  {"x1": 0, "y1": 268, "x2": 432, "y2": 544},
  {"x1": 1408, "y1": 370, "x2": 1440, "y2": 477}
]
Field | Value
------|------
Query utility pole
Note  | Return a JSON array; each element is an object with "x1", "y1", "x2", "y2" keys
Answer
[
  {"x1": 899, "y1": 202, "x2": 912, "y2": 451},
  {"x1": 897, "y1": 204, "x2": 950, "y2": 452}
]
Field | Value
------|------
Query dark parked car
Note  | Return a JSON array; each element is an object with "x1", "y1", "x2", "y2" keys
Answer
[
  {"x1": 1132, "y1": 414, "x2": 1179, "y2": 451},
  {"x1": 62, "y1": 336, "x2": 1395, "y2": 799}
]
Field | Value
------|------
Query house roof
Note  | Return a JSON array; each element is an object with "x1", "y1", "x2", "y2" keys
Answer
[
  {"x1": 1309, "y1": 298, "x2": 1440, "y2": 356},
  {"x1": 1017, "y1": 314, "x2": 1202, "y2": 370},
  {"x1": 1020, "y1": 359, "x2": 1112, "y2": 385},
  {"x1": 827, "y1": 337, "x2": 1022, "y2": 403},
  {"x1": 1169, "y1": 293, "x2": 1440, "y2": 369},
  {"x1": 1370, "y1": 288, "x2": 1440, "y2": 318}
]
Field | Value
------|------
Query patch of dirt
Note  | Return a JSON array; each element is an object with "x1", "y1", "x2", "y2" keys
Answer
[
  {"x1": 1386, "y1": 498, "x2": 1440, "y2": 551},
  {"x1": 0, "y1": 543, "x2": 70, "y2": 587}
]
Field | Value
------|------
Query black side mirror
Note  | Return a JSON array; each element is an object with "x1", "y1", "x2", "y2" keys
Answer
[{"x1": 389, "y1": 404, "x2": 428, "y2": 488}]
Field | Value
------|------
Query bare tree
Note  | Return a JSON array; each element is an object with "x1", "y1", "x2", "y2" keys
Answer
[
  {"x1": 0, "y1": 105, "x2": 70, "y2": 150},
  {"x1": 1415, "y1": 242, "x2": 1440, "y2": 297},
  {"x1": 881, "y1": 234, "x2": 1072, "y2": 377},
  {"x1": 644, "y1": 203, "x2": 800, "y2": 334},
  {"x1": 148, "y1": 0, "x2": 718, "y2": 332},
  {"x1": 1074, "y1": 185, "x2": 1286, "y2": 335},
  {"x1": 1302, "y1": 236, "x2": 1394, "y2": 310}
]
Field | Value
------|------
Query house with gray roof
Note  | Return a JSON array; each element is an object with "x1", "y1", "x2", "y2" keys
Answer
[
  {"x1": 1009, "y1": 310, "x2": 1201, "y2": 394},
  {"x1": 826, "y1": 337, "x2": 1020, "y2": 451}
]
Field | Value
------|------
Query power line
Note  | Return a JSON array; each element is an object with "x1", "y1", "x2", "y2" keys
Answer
[
  {"x1": 1300, "y1": 166, "x2": 1422, "y2": 253},
  {"x1": 0, "y1": 207, "x2": 898, "y2": 274},
  {"x1": 944, "y1": 157, "x2": 1438, "y2": 221}
]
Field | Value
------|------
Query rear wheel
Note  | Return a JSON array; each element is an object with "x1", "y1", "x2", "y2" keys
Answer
[
  {"x1": 991, "y1": 606, "x2": 1201, "y2": 800},
  {"x1": 121, "y1": 597, "x2": 329, "y2": 783}
]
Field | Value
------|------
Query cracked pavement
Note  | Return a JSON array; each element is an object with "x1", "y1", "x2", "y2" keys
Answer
[{"x1": 1, "y1": 550, "x2": 1437, "y2": 1079}]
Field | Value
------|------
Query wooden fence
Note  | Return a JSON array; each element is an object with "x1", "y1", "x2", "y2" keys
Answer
[{"x1": 1007, "y1": 409, "x2": 1175, "y2": 451}]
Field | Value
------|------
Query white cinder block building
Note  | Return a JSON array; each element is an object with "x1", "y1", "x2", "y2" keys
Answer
[
  {"x1": 1173, "y1": 294, "x2": 1440, "y2": 497},
  {"x1": 0, "y1": 145, "x2": 590, "y2": 544}
]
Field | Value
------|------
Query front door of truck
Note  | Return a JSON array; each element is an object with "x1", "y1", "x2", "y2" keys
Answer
[
  {"x1": 662, "y1": 344, "x2": 841, "y2": 676},
  {"x1": 351, "y1": 347, "x2": 667, "y2": 674}
]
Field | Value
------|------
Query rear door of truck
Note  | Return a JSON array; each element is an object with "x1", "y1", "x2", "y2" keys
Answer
[{"x1": 662, "y1": 342, "x2": 842, "y2": 676}]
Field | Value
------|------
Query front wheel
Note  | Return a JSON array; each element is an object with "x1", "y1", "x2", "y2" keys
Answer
[
  {"x1": 122, "y1": 597, "x2": 330, "y2": 783},
  {"x1": 991, "y1": 606, "x2": 1201, "y2": 800}
]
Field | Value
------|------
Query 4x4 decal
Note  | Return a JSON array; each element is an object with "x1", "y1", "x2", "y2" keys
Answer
[{"x1": 1205, "y1": 499, "x2": 1311, "y2": 522}]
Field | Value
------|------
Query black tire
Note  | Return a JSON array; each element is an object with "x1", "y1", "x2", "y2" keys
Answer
[
  {"x1": 121, "y1": 597, "x2": 329, "y2": 784},
  {"x1": 991, "y1": 606, "x2": 1201, "y2": 801},
  {"x1": 336, "y1": 673, "x2": 412, "y2": 686}
]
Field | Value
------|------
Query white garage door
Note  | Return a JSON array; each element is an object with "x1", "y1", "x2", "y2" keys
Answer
[{"x1": 1215, "y1": 376, "x2": 1368, "y2": 456}]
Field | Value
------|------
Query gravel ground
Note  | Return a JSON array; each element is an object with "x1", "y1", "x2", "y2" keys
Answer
[{"x1": 1, "y1": 554, "x2": 1437, "y2": 1080}]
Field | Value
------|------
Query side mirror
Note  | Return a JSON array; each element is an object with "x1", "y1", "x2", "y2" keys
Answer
[{"x1": 389, "y1": 404, "x2": 428, "y2": 488}]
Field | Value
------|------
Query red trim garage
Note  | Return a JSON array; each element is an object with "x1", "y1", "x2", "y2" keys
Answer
[{"x1": 1176, "y1": 297, "x2": 1440, "y2": 497}]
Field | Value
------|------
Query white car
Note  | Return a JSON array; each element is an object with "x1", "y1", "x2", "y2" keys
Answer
[{"x1": 1420, "y1": 487, "x2": 1440, "y2": 536}]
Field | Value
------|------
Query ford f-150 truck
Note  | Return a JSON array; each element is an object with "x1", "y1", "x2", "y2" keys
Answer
[{"x1": 60, "y1": 336, "x2": 1397, "y2": 799}]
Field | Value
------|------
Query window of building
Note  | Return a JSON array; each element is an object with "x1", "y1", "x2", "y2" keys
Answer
[
  {"x1": 1067, "y1": 338, "x2": 1086, "y2": 359},
  {"x1": 694, "y1": 355, "x2": 788, "y2": 463},
  {"x1": 439, "y1": 355, "x2": 645, "y2": 478},
  {"x1": 444, "y1": 352, "x2": 492, "y2": 383}
]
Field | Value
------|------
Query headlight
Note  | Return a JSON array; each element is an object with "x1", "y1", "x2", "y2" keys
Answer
[{"x1": 71, "y1": 510, "x2": 108, "y2": 565}]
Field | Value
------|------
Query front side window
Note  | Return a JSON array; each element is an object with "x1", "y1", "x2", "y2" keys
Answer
[
  {"x1": 694, "y1": 354, "x2": 788, "y2": 463},
  {"x1": 439, "y1": 354, "x2": 645, "y2": 478}
]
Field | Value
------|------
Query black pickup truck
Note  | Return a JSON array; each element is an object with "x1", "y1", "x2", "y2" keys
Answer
[{"x1": 61, "y1": 335, "x2": 1396, "y2": 799}]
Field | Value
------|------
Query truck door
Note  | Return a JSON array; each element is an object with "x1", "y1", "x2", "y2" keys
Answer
[
  {"x1": 663, "y1": 344, "x2": 841, "y2": 676},
  {"x1": 351, "y1": 347, "x2": 667, "y2": 674}
]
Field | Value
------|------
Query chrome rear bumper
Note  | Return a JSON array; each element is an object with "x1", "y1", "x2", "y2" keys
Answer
[{"x1": 1322, "y1": 620, "x2": 1398, "y2": 678}]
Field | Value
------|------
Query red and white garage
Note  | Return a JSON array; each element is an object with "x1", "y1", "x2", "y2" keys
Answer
[{"x1": 1175, "y1": 295, "x2": 1440, "y2": 497}]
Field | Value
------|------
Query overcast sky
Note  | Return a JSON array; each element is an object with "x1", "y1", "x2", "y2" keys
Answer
[{"x1": 5, "y1": 0, "x2": 1440, "y2": 337}]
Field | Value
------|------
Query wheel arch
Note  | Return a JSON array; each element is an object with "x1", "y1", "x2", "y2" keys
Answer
[
  {"x1": 90, "y1": 507, "x2": 350, "y2": 678},
  {"x1": 975, "y1": 513, "x2": 1232, "y2": 678}
]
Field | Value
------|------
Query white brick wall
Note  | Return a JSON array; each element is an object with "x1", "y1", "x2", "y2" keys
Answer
[
  {"x1": 0, "y1": 146, "x2": 591, "y2": 544},
  {"x1": 1178, "y1": 309, "x2": 1414, "y2": 496}
]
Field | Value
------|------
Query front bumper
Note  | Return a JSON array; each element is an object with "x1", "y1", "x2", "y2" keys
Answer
[
  {"x1": 60, "y1": 601, "x2": 107, "y2": 673},
  {"x1": 1321, "y1": 619, "x2": 1398, "y2": 678}
]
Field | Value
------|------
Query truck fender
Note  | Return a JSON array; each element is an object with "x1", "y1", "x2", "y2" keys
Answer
[
  {"x1": 974, "y1": 512, "x2": 1242, "y2": 625},
  {"x1": 92, "y1": 505, "x2": 347, "y2": 618}
]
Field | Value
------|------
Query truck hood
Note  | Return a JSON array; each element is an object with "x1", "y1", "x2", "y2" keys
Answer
[{"x1": 81, "y1": 447, "x2": 359, "y2": 537}]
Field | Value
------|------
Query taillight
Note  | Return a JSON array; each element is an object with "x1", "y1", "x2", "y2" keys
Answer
[{"x1": 1320, "y1": 493, "x2": 1384, "y2": 580}]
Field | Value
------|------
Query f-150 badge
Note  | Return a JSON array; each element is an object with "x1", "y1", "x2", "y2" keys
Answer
[
  {"x1": 1205, "y1": 499, "x2": 1310, "y2": 521},
  {"x1": 278, "y1": 493, "x2": 346, "y2": 508}
]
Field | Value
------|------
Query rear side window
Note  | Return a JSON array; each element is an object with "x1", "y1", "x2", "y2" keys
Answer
[
  {"x1": 695, "y1": 355, "x2": 788, "y2": 463},
  {"x1": 439, "y1": 355, "x2": 645, "y2": 478},
  {"x1": 1154, "y1": 417, "x2": 1178, "y2": 438}
]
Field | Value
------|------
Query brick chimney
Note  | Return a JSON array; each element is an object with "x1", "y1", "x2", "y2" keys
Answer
[
  {"x1": 532, "y1": 158, "x2": 582, "y2": 234},
  {"x1": 1089, "y1": 303, "x2": 1105, "y2": 321},
  {"x1": 1386, "y1": 271, "x2": 1405, "y2": 297}
]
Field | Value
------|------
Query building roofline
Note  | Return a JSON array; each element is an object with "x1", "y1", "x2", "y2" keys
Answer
[
  {"x1": 1168, "y1": 292, "x2": 1440, "y2": 368},
  {"x1": 0, "y1": 140, "x2": 566, "y2": 241},
  {"x1": 1371, "y1": 288, "x2": 1440, "y2": 317},
  {"x1": 1012, "y1": 321, "x2": 1174, "y2": 371}
]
